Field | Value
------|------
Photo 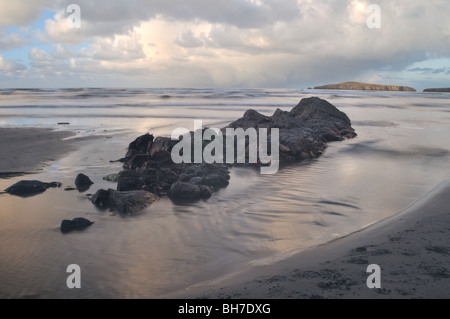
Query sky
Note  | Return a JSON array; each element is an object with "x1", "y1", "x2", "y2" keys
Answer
[{"x1": 0, "y1": 0, "x2": 449, "y2": 90}]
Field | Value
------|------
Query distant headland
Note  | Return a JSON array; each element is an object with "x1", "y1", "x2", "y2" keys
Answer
[
  {"x1": 314, "y1": 81, "x2": 416, "y2": 92},
  {"x1": 423, "y1": 88, "x2": 450, "y2": 93}
]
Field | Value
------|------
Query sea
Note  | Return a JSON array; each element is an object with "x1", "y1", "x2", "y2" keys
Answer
[{"x1": 0, "y1": 88, "x2": 449, "y2": 298}]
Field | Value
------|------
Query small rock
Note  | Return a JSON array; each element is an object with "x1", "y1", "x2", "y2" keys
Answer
[
  {"x1": 5, "y1": 180, "x2": 60, "y2": 197},
  {"x1": 169, "y1": 182, "x2": 202, "y2": 199},
  {"x1": 189, "y1": 177, "x2": 204, "y2": 185},
  {"x1": 91, "y1": 189, "x2": 111, "y2": 207},
  {"x1": 60, "y1": 217, "x2": 93, "y2": 233},
  {"x1": 199, "y1": 185, "x2": 213, "y2": 198},
  {"x1": 203, "y1": 174, "x2": 229, "y2": 189},
  {"x1": 75, "y1": 174, "x2": 94, "y2": 192}
]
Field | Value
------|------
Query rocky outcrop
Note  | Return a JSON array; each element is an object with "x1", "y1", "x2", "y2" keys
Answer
[
  {"x1": 93, "y1": 97, "x2": 355, "y2": 208},
  {"x1": 226, "y1": 97, "x2": 357, "y2": 160},
  {"x1": 314, "y1": 81, "x2": 416, "y2": 92},
  {"x1": 5, "y1": 180, "x2": 61, "y2": 197},
  {"x1": 423, "y1": 88, "x2": 450, "y2": 93},
  {"x1": 60, "y1": 218, "x2": 93, "y2": 233},
  {"x1": 91, "y1": 188, "x2": 159, "y2": 215}
]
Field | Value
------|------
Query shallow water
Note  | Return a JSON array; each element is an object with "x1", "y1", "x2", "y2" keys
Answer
[{"x1": 0, "y1": 89, "x2": 449, "y2": 298}]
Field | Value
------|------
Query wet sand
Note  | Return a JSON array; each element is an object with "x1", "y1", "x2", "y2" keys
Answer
[
  {"x1": 172, "y1": 180, "x2": 450, "y2": 299},
  {"x1": 1, "y1": 127, "x2": 449, "y2": 299},
  {"x1": 0, "y1": 127, "x2": 86, "y2": 176}
]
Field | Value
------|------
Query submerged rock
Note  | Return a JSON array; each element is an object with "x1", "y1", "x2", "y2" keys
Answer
[
  {"x1": 5, "y1": 180, "x2": 61, "y2": 197},
  {"x1": 75, "y1": 173, "x2": 94, "y2": 192},
  {"x1": 60, "y1": 217, "x2": 93, "y2": 233},
  {"x1": 91, "y1": 188, "x2": 159, "y2": 214}
]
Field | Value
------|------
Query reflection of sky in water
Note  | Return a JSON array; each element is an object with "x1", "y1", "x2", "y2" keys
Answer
[{"x1": 0, "y1": 89, "x2": 449, "y2": 298}]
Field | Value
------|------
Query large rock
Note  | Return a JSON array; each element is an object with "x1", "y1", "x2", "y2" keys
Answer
[
  {"x1": 5, "y1": 180, "x2": 61, "y2": 197},
  {"x1": 60, "y1": 218, "x2": 93, "y2": 233},
  {"x1": 109, "y1": 96, "x2": 355, "y2": 203},
  {"x1": 125, "y1": 133, "x2": 154, "y2": 158},
  {"x1": 91, "y1": 188, "x2": 159, "y2": 214},
  {"x1": 290, "y1": 97, "x2": 356, "y2": 141},
  {"x1": 117, "y1": 170, "x2": 143, "y2": 191},
  {"x1": 226, "y1": 96, "x2": 356, "y2": 160},
  {"x1": 148, "y1": 136, "x2": 177, "y2": 158}
]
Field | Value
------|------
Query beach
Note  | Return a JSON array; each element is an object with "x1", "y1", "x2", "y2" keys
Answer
[
  {"x1": 0, "y1": 128, "x2": 77, "y2": 176},
  {"x1": 0, "y1": 89, "x2": 449, "y2": 299},
  {"x1": 172, "y1": 179, "x2": 450, "y2": 299},
  {"x1": 1, "y1": 125, "x2": 449, "y2": 299}
]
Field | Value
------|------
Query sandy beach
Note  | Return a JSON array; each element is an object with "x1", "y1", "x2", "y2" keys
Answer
[
  {"x1": 0, "y1": 90, "x2": 449, "y2": 299},
  {"x1": 0, "y1": 128, "x2": 81, "y2": 176},
  {"x1": 171, "y1": 180, "x2": 450, "y2": 299}
]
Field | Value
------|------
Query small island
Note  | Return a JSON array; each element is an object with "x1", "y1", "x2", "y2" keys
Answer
[
  {"x1": 314, "y1": 81, "x2": 416, "y2": 92},
  {"x1": 423, "y1": 88, "x2": 450, "y2": 93}
]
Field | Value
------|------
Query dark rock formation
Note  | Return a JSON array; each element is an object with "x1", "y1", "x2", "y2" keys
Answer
[
  {"x1": 75, "y1": 173, "x2": 94, "y2": 192},
  {"x1": 424, "y1": 88, "x2": 450, "y2": 93},
  {"x1": 60, "y1": 217, "x2": 93, "y2": 233},
  {"x1": 5, "y1": 180, "x2": 61, "y2": 197},
  {"x1": 314, "y1": 81, "x2": 416, "y2": 92},
  {"x1": 91, "y1": 188, "x2": 159, "y2": 214},
  {"x1": 226, "y1": 96, "x2": 357, "y2": 160},
  {"x1": 94, "y1": 97, "x2": 355, "y2": 205},
  {"x1": 126, "y1": 133, "x2": 154, "y2": 158}
]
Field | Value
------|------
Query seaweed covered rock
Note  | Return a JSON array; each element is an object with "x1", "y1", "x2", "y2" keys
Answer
[{"x1": 91, "y1": 188, "x2": 159, "y2": 214}]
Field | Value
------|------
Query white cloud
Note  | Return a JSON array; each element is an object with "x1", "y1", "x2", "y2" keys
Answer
[
  {"x1": 0, "y1": 0, "x2": 54, "y2": 26},
  {"x1": 0, "y1": 31, "x2": 28, "y2": 50},
  {"x1": 0, "y1": 55, "x2": 26, "y2": 74}
]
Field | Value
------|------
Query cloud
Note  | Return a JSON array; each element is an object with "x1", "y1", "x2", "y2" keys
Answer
[
  {"x1": 42, "y1": 0, "x2": 300, "y2": 45},
  {"x1": 432, "y1": 68, "x2": 446, "y2": 74},
  {"x1": 408, "y1": 67, "x2": 434, "y2": 72},
  {"x1": 0, "y1": 55, "x2": 27, "y2": 74},
  {"x1": 0, "y1": 31, "x2": 28, "y2": 50},
  {"x1": 0, "y1": 0, "x2": 55, "y2": 26},
  {"x1": 408, "y1": 67, "x2": 449, "y2": 75},
  {"x1": 175, "y1": 29, "x2": 204, "y2": 48},
  {"x1": 2, "y1": 0, "x2": 450, "y2": 88}
]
